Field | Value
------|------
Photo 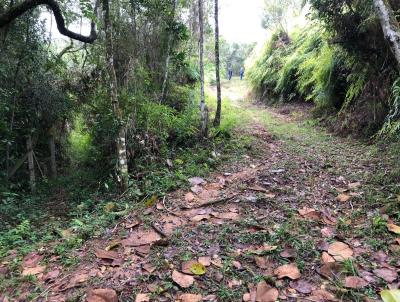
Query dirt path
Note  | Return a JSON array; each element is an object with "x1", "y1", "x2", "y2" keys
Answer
[{"x1": 3, "y1": 80, "x2": 400, "y2": 302}]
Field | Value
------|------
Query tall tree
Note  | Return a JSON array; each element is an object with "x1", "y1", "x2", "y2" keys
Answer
[
  {"x1": 103, "y1": 0, "x2": 129, "y2": 190},
  {"x1": 198, "y1": 0, "x2": 208, "y2": 137},
  {"x1": 213, "y1": 0, "x2": 222, "y2": 127},
  {"x1": 160, "y1": 0, "x2": 177, "y2": 103},
  {"x1": 373, "y1": 0, "x2": 400, "y2": 67}
]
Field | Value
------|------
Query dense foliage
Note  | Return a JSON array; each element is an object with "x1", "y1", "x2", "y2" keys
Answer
[{"x1": 249, "y1": 0, "x2": 400, "y2": 137}]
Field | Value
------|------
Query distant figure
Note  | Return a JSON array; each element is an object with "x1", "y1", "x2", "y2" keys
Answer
[
  {"x1": 228, "y1": 67, "x2": 233, "y2": 80},
  {"x1": 240, "y1": 67, "x2": 245, "y2": 80}
]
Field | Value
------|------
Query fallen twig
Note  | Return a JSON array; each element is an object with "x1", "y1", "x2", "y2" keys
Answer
[
  {"x1": 151, "y1": 222, "x2": 168, "y2": 238},
  {"x1": 190, "y1": 193, "x2": 240, "y2": 209}
]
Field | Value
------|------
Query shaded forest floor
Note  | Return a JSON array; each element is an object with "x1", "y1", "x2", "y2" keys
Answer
[{"x1": 1, "y1": 78, "x2": 400, "y2": 302}]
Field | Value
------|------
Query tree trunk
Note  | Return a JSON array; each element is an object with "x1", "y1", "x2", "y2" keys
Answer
[
  {"x1": 49, "y1": 127, "x2": 57, "y2": 178},
  {"x1": 373, "y1": 0, "x2": 400, "y2": 67},
  {"x1": 198, "y1": 0, "x2": 208, "y2": 137},
  {"x1": 213, "y1": 0, "x2": 222, "y2": 127},
  {"x1": 27, "y1": 135, "x2": 35, "y2": 193},
  {"x1": 160, "y1": 0, "x2": 177, "y2": 103},
  {"x1": 104, "y1": 0, "x2": 129, "y2": 190}
]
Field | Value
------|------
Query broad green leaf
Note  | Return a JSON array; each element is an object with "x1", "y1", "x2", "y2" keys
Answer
[
  {"x1": 190, "y1": 262, "x2": 206, "y2": 275},
  {"x1": 381, "y1": 289, "x2": 400, "y2": 302}
]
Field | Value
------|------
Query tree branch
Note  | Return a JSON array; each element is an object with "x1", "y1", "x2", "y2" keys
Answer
[{"x1": 0, "y1": 0, "x2": 98, "y2": 43}]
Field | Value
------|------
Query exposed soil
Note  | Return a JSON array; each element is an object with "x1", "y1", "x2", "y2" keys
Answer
[{"x1": 1, "y1": 80, "x2": 399, "y2": 302}]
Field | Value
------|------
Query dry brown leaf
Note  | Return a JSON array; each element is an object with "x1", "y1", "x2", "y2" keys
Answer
[
  {"x1": 191, "y1": 214, "x2": 210, "y2": 222},
  {"x1": 188, "y1": 177, "x2": 205, "y2": 186},
  {"x1": 182, "y1": 260, "x2": 199, "y2": 275},
  {"x1": 22, "y1": 253, "x2": 43, "y2": 268},
  {"x1": 228, "y1": 279, "x2": 242, "y2": 288},
  {"x1": 232, "y1": 260, "x2": 242, "y2": 270},
  {"x1": 255, "y1": 281, "x2": 279, "y2": 302},
  {"x1": 321, "y1": 252, "x2": 335, "y2": 264},
  {"x1": 310, "y1": 289, "x2": 338, "y2": 301},
  {"x1": 387, "y1": 223, "x2": 400, "y2": 235},
  {"x1": 255, "y1": 256, "x2": 268, "y2": 269},
  {"x1": 122, "y1": 230, "x2": 161, "y2": 247},
  {"x1": 43, "y1": 269, "x2": 60, "y2": 282},
  {"x1": 246, "y1": 245, "x2": 278, "y2": 255},
  {"x1": 211, "y1": 258, "x2": 223, "y2": 268},
  {"x1": 185, "y1": 192, "x2": 195, "y2": 202},
  {"x1": 172, "y1": 270, "x2": 194, "y2": 288},
  {"x1": 135, "y1": 293, "x2": 150, "y2": 302},
  {"x1": 327, "y1": 242, "x2": 353, "y2": 261},
  {"x1": 274, "y1": 263, "x2": 301, "y2": 280},
  {"x1": 319, "y1": 263, "x2": 343, "y2": 279},
  {"x1": 321, "y1": 227, "x2": 335, "y2": 238},
  {"x1": 280, "y1": 247, "x2": 296, "y2": 258},
  {"x1": 344, "y1": 276, "x2": 368, "y2": 289},
  {"x1": 95, "y1": 249, "x2": 119, "y2": 261},
  {"x1": 298, "y1": 207, "x2": 321, "y2": 221},
  {"x1": 198, "y1": 256, "x2": 211, "y2": 266},
  {"x1": 289, "y1": 280, "x2": 314, "y2": 294},
  {"x1": 336, "y1": 194, "x2": 351, "y2": 202},
  {"x1": 373, "y1": 268, "x2": 398, "y2": 283},
  {"x1": 142, "y1": 263, "x2": 156, "y2": 274},
  {"x1": 179, "y1": 294, "x2": 202, "y2": 302},
  {"x1": 22, "y1": 265, "x2": 46, "y2": 276},
  {"x1": 86, "y1": 289, "x2": 118, "y2": 302},
  {"x1": 211, "y1": 211, "x2": 240, "y2": 220},
  {"x1": 348, "y1": 182, "x2": 361, "y2": 189}
]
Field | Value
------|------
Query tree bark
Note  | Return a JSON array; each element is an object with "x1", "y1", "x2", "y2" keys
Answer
[
  {"x1": 103, "y1": 0, "x2": 129, "y2": 191},
  {"x1": 0, "y1": 0, "x2": 98, "y2": 43},
  {"x1": 198, "y1": 0, "x2": 208, "y2": 137},
  {"x1": 49, "y1": 127, "x2": 57, "y2": 178},
  {"x1": 27, "y1": 135, "x2": 36, "y2": 193},
  {"x1": 213, "y1": 0, "x2": 222, "y2": 127},
  {"x1": 160, "y1": 0, "x2": 177, "y2": 103},
  {"x1": 373, "y1": 0, "x2": 400, "y2": 67}
]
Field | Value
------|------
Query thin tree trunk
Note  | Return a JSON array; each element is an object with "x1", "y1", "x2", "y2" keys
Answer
[
  {"x1": 160, "y1": 0, "x2": 177, "y2": 103},
  {"x1": 373, "y1": 0, "x2": 400, "y2": 67},
  {"x1": 104, "y1": 0, "x2": 129, "y2": 190},
  {"x1": 49, "y1": 127, "x2": 57, "y2": 178},
  {"x1": 27, "y1": 135, "x2": 35, "y2": 193},
  {"x1": 213, "y1": 0, "x2": 222, "y2": 127},
  {"x1": 198, "y1": 0, "x2": 208, "y2": 137}
]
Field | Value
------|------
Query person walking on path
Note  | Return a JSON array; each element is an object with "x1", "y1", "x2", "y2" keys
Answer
[
  {"x1": 240, "y1": 67, "x2": 245, "y2": 80},
  {"x1": 228, "y1": 66, "x2": 233, "y2": 80}
]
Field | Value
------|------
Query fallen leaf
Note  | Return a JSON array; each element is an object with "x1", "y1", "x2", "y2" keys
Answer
[
  {"x1": 190, "y1": 262, "x2": 206, "y2": 275},
  {"x1": 179, "y1": 294, "x2": 202, "y2": 302},
  {"x1": 87, "y1": 289, "x2": 118, "y2": 302},
  {"x1": 211, "y1": 211, "x2": 240, "y2": 220},
  {"x1": 256, "y1": 281, "x2": 279, "y2": 302},
  {"x1": 310, "y1": 289, "x2": 338, "y2": 301},
  {"x1": 22, "y1": 265, "x2": 46, "y2": 276},
  {"x1": 144, "y1": 195, "x2": 158, "y2": 208},
  {"x1": 105, "y1": 241, "x2": 121, "y2": 251},
  {"x1": 321, "y1": 227, "x2": 335, "y2": 238},
  {"x1": 298, "y1": 208, "x2": 321, "y2": 220},
  {"x1": 135, "y1": 293, "x2": 150, "y2": 302},
  {"x1": 289, "y1": 280, "x2": 313, "y2": 294},
  {"x1": 172, "y1": 270, "x2": 194, "y2": 288},
  {"x1": 95, "y1": 249, "x2": 119, "y2": 260},
  {"x1": 280, "y1": 247, "x2": 296, "y2": 258},
  {"x1": 373, "y1": 268, "x2": 398, "y2": 283},
  {"x1": 182, "y1": 260, "x2": 198, "y2": 274},
  {"x1": 327, "y1": 242, "x2": 353, "y2": 261},
  {"x1": 232, "y1": 260, "x2": 242, "y2": 270},
  {"x1": 228, "y1": 279, "x2": 242, "y2": 288},
  {"x1": 104, "y1": 202, "x2": 116, "y2": 213},
  {"x1": 185, "y1": 192, "x2": 195, "y2": 202},
  {"x1": 61, "y1": 229, "x2": 74, "y2": 240},
  {"x1": 23, "y1": 253, "x2": 43, "y2": 268},
  {"x1": 319, "y1": 263, "x2": 343, "y2": 279},
  {"x1": 381, "y1": 289, "x2": 400, "y2": 302},
  {"x1": 246, "y1": 245, "x2": 278, "y2": 255},
  {"x1": 142, "y1": 263, "x2": 156, "y2": 274},
  {"x1": 125, "y1": 220, "x2": 140, "y2": 229},
  {"x1": 191, "y1": 214, "x2": 210, "y2": 222},
  {"x1": 43, "y1": 269, "x2": 60, "y2": 282},
  {"x1": 122, "y1": 230, "x2": 161, "y2": 247},
  {"x1": 344, "y1": 276, "x2": 368, "y2": 289},
  {"x1": 188, "y1": 177, "x2": 206, "y2": 186},
  {"x1": 255, "y1": 256, "x2": 268, "y2": 269},
  {"x1": 198, "y1": 256, "x2": 211, "y2": 266},
  {"x1": 274, "y1": 263, "x2": 301, "y2": 280},
  {"x1": 321, "y1": 252, "x2": 335, "y2": 264},
  {"x1": 387, "y1": 223, "x2": 400, "y2": 235},
  {"x1": 336, "y1": 194, "x2": 351, "y2": 202}
]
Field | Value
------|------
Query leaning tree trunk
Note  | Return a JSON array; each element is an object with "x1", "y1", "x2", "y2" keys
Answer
[
  {"x1": 198, "y1": 0, "x2": 208, "y2": 137},
  {"x1": 26, "y1": 135, "x2": 36, "y2": 193},
  {"x1": 373, "y1": 0, "x2": 400, "y2": 67},
  {"x1": 213, "y1": 0, "x2": 222, "y2": 127},
  {"x1": 160, "y1": 0, "x2": 177, "y2": 103},
  {"x1": 104, "y1": 0, "x2": 129, "y2": 190}
]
